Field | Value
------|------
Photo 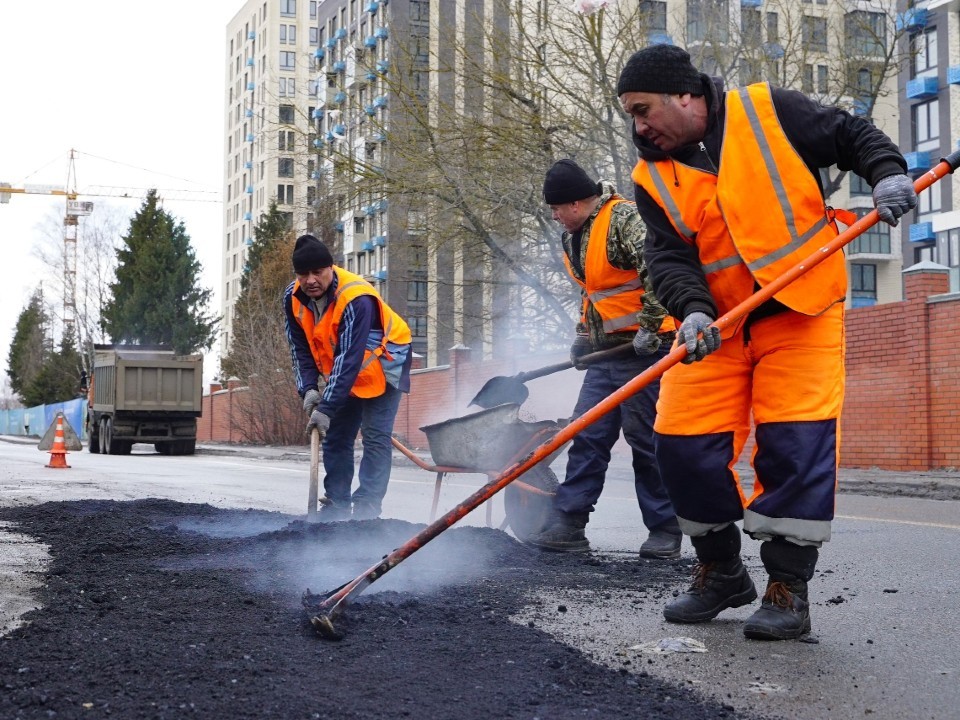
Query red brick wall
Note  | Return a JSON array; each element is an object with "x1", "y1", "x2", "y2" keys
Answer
[{"x1": 200, "y1": 265, "x2": 960, "y2": 471}]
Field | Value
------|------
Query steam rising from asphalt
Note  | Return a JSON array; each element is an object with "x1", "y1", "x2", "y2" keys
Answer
[{"x1": 169, "y1": 514, "x2": 520, "y2": 601}]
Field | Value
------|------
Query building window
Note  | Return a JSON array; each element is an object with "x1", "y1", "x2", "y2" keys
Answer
[
  {"x1": 802, "y1": 15, "x2": 828, "y2": 53},
  {"x1": 850, "y1": 263, "x2": 877, "y2": 307},
  {"x1": 279, "y1": 104, "x2": 295, "y2": 124},
  {"x1": 912, "y1": 28, "x2": 937, "y2": 76},
  {"x1": 279, "y1": 78, "x2": 296, "y2": 97},
  {"x1": 409, "y1": 315, "x2": 428, "y2": 336},
  {"x1": 844, "y1": 11, "x2": 885, "y2": 56},
  {"x1": 280, "y1": 0, "x2": 296, "y2": 17},
  {"x1": 310, "y1": 27, "x2": 319, "y2": 46},
  {"x1": 279, "y1": 130, "x2": 295, "y2": 151},
  {"x1": 408, "y1": 280, "x2": 428, "y2": 302},
  {"x1": 913, "y1": 99, "x2": 939, "y2": 148},
  {"x1": 355, "y1": 216, "x2": 365, "y2": 233},
  {"x1": 310, "y1": 1, "x2": 318, "y2": 19},
  {"x1": 279, "y1": 51, "x2": 296, "y2": 71},
  {"x1": 307, "y1": 186, "x2": 316, "y2": 206},
  {"x1": 639, "y1": 0, "x2": 667, "y2": 33},
  {"x1": 280, "y1": 24, "x2": 287, "y2": 43},
  {"x1": 802, "y1": 64, "x2": 827, "y2": 94},
  {"x1": 849, "y1": 173, "x2": 871, "y2": 196},
  {"x1": 278, "y1": 158, "x2": 295, "y2": 177},
  {"x1": 277, "y1": 184, "x2": 294, "y2": 205},
  {"x1": 687, "y1": 0, "x2": 729, "y2": 43},
  {"x1": 849, "y1": 208, "x2": 889, "y2": 254},
  {"x1": 766, "y1": 11, "x2": 779, "y2": 43}
]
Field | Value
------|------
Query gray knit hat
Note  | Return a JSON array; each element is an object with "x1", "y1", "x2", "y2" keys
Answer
[{"x1": 617, "y1": 45, "x2": 703, "y2": 97}]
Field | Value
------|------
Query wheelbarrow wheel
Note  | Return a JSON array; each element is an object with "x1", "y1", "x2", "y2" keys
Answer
[{"x1": 504, "y1": 464, "x2": 559, "y2": 543}]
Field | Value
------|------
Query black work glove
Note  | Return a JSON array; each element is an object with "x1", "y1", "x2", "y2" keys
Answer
[
  {"x1": 632, "y1": 328, "x2": 661, "y2": 356},
  {"x1": 872, "y1": 174, "x2": 917, "y2": 227},
  {"x1": 569, "y1": 334, "x2": 592, "y2": 370},
  {"x1": 677, "y1": 312, "x2": 720, "y2": 364}
]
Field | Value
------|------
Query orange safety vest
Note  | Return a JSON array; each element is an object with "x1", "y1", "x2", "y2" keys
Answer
[
  {"x1": 292, "y1": 266, "x2": 411, "y2": 398},
  {"x1": 563, "y1": 197, "x2": 675, "y2": 335},
  {"x1": 631, "y1": 82, "x2": 846, "y2": 338}
]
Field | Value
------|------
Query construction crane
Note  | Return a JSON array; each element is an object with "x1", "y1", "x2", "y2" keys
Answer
[{"x1": 0, "y1": 149, "x2": 220, "y2": 341}]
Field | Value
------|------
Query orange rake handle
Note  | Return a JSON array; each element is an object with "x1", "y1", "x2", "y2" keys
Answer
[{"x1": 313, "y1": 152, "x2": 960, "y2": 634}]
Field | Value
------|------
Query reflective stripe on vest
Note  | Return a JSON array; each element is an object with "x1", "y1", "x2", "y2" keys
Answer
[
  {"x1": 632, "y1": 82, "x2": 846, "y2": 325},
  {"x1": 563, "y1": 197, "x2": 646, "y2": 335}
]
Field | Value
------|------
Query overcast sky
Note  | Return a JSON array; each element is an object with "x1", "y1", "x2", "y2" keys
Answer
[{"x1": 0, "y1": 1, "x2": 233, "y2": 391}]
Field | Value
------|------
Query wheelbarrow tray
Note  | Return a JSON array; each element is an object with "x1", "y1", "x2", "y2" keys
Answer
[{"x1": 419, "y1": 403, "x2": 564, "y2": 472}]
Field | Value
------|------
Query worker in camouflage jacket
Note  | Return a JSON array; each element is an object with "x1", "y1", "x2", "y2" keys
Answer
[{"x1": 526, "y1": 159, "x2": 681, "y2": 559}]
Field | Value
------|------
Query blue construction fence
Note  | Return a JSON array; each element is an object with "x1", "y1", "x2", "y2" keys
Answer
[{"x1": 0, "y1": 398, "x2": 87, "y2": 440}]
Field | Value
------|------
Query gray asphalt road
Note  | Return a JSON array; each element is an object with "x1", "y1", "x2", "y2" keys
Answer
[{"x1": 1, "y1": 438, "x2": 958, "y2": 719}]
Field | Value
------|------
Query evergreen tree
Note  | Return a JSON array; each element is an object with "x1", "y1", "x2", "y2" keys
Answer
[
  {"x1": 7, "y1": 290, "x2": 49, "y2": 398},
  {"x1": 21, "y1": 335, "x2": 84, "y2": 407},
  {"x1": 242, "y1": 200, "x2": 293, "y2": 292},
  {"x1": 101, "y1": 190, "x2": 218, "y2": 354}
]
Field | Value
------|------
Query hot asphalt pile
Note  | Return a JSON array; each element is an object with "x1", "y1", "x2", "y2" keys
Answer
[{"x1": 0, "y1": 499, "x2": 777, "y2": 720}]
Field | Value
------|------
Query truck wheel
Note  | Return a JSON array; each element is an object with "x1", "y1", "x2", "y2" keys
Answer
[
  {"x1": 88, "y1": 422, "x2": 100, "y2": 453},
  {"x1": 114, "y1": 441, "x2": 132, "y2": 455},
  {"x1": 155, "y1": 442, "x2": 172, "y2": 455},
  {"x1": 103, "y1": 418, "x2": 120, "y2": 455},
  {"x1": 99, "y1": 418, "x2": 109, "y2": 454},
  {"x1": 178, "y1": 439, "x2": 196, "y2": 455}
]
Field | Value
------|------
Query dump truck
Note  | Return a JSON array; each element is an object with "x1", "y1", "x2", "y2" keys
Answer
[{"x1": 86, "y1": 345, "x2": 203, "y2": 455}]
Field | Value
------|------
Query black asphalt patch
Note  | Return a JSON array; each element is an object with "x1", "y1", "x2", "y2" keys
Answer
[{"x1": 0, "y1": 500, "x2": 774, "y2": 719}]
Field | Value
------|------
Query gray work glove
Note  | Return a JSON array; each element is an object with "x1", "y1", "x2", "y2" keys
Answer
[
  {"x1": 872, "y1": 174, "x2": 917, "y2": 227},
  {"x1": 306, "y1": 410, "x2": 331, "y2": 437},
  {"x1": 677, "y1": 312, "x2": 721, "y2": 364},
  {"x1": 632, "y1": 328, "x2": 661, "y2": 356},
  {"x1": 302, "y1": 388, "x2": 322, "y2": 416},
  {"x1": 569, "y1": 334, "x2": 592, "y2": 369}
]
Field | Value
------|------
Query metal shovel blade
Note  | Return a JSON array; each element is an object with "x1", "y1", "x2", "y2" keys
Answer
[
  {"x1": 468, "y1": 344, "x2": 634, "y2": 409},
  {"x1": 468, "y1": 375, "x2": 529, "y2": 409}
]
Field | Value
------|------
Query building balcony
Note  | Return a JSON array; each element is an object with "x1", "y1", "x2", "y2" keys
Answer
[
  {"x1": 333, "y1": 60, "x2": 346, "y2": 72},
  {"x1": 326, "y1": 38, "x2": 336, "y2": 49},
  {"x1": 334, "y1": 221, "x2": 345, "y2": 232},
  {"x1": 247, "y1": 82, "x2": 255, "y2": 91},
  {"x1": 365, "y1": 35, "x2": 377, "y2": 48},
  {"x1": 763, "y1": 42, "x2": 784, "y2": 59},
  {"x1": 336, "y1": 28, "x2": 347, "y2": 40},
  {"x1": 312, "y1": 108, "x2": 324, "y2": 119},
  {"x1": 741, "y1": 0, "x2": 761, "y2": 6},
  {"x1": 852, "y1": 96, "x2": 870, "y2": 116},
  {"x1": 245, "y1": 237, "x2": 253, "y2": 246},
  {"x1": 244, "y1": 211, "x2": 252, "y2": 220},
  {"x1": 246, "y1": 58, "x2": 254, "y2": 67},
  {"x1": 247, "y1": 30, "x2": 256, "y2": 40},
  {"x1": 376, "y1": 60, "x2": 389, "y2": 73},
  {"x1": 246, "y1": 133, "x2": 255, "y2": 142},
  {"x1": 361, "y1": 240, "x2": 375, "y2": 251},
  {"x1": 906, "y1": 76, "x2": 939, "y2": 101},
  {"x1": 373, "y1": 235, "x2": 386, "y2": 247},
  {"x1": 904, "y1": 151, "x2": 932, "y2": 174},
  {"x1": 375, "y1": 27, "x2": 389, "y2": 39},
  {"x1": 334, "y1": 91, "x2": 347, "y2": 104},
  {"x1": 909, "y1": 221, "x2": 935, "y2": 243},
  {"x1": 896, "y1": 8, "x2": 929, "y2": 33},
  {"x1": 373, "y1": 95, "x2": 387, "y2": 108},
  {"x1": 367, "y1": 1, "x2": 380, "y2": 13},
  {"x1": 372, "y1": 269, "x2": 387, "y2": 281},
  {"x1": 648, "y1": 32, "x2": 672, "y2": 45},
  {"x1": 245, "y1": 186, "x2": 253, "y2": 194},
  {"x1": 949, "y1": 66, "x2": 960, "y2": 85},
  {"x1": 365, "y1": 105, "x2": 376, "y2": 116}
]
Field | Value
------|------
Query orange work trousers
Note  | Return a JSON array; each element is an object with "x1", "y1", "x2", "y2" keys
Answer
[{"x1": 653, "y1": 303, "x2": 845, "y2": 547}]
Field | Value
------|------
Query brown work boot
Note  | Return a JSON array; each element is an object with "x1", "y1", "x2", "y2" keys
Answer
[
  {"x1": 663, "y1": 557, "x2": 757, "y2": 623},
  {"x1": 524, "y1": 511, "x2": 590, "y2": 553},
  {"x1": 743, "y1": 579, "x2": 811, "y2": 640}
]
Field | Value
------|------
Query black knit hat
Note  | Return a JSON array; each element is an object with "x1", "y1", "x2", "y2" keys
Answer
[
  {"x1": 617, "y1": 45, "x2": 703, "y2": 97},
  {"x1": 543, "y1": 159, "x2": 601, "y2": 205},
  {"x1": 292, "y1": 234, "x2": 334, "y2": 273}
]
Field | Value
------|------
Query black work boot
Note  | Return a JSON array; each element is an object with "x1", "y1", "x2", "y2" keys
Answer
[
  {"x1": 663, "y1": 556, "x2": 757, "y2": 622},
  {"x1": 316, "y1": 498, "x2": 351, "y2": 522},
  {"x1": 351, "y1": 499, "x2": 381, "y2": 520},
  {"x1": 524, "y1": 511, "x2": 590, "y2": 553},
  {"x1": 743, "y1": 538, "x2": 818, "y2": 640},
  {"x1": 743, "y1": 578, "x2": 810, "y2": 640},
  {"x1": 639, "y1": 528, "x2": 682, "y2": 560}
]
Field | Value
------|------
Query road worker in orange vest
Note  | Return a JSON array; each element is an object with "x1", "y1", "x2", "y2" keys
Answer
[
  {"x1": 525, "y1": 159, "x2": 681, "y2": 559},
  {"x1": 618, "y1": 45, "x2": 916, "y2": 640},
  {"x1": 284, "y1": 234, "x2": 412, "y2": 521}
]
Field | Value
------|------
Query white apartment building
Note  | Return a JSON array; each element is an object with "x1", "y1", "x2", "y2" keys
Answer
[{"x1": 222, "y1": 0, "x2": 324, "y2": 355}]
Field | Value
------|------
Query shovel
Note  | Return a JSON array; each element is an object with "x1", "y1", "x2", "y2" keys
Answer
[
  {"x1": 307, "y1": 151, "x2": 960, "y2": 640},
  {"x1": 469, "y1": 343, "x2": 635, "y2": 408}
]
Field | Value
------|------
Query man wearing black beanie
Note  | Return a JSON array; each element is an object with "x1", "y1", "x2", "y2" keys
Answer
[
  {"x1": 618, "y1": 45, "x2": 916, "y2": 641},
  {"x1": 525, "y1": 159, "x2": 682, "y2": 560},
  {"x1": 283, "y1": 234, "x2": 413, "y2": 521}
]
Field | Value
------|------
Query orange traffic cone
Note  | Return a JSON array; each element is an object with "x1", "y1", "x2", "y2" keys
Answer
[{"x1": 46, "y1": 413, "x2": 71, "y2": 469}]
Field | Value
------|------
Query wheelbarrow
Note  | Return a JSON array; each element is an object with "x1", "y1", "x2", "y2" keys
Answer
[{"x1": 391, "y1": 403, "x2": 568, "y2": 542}]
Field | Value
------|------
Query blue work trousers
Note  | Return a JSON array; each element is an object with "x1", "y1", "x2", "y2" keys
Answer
[
  {"x1": 554, "y1": 347, "x2": 676, "y2": 531},
  {"x1": 322, "y1": 383, "x2": 402, "y2": 512}
]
